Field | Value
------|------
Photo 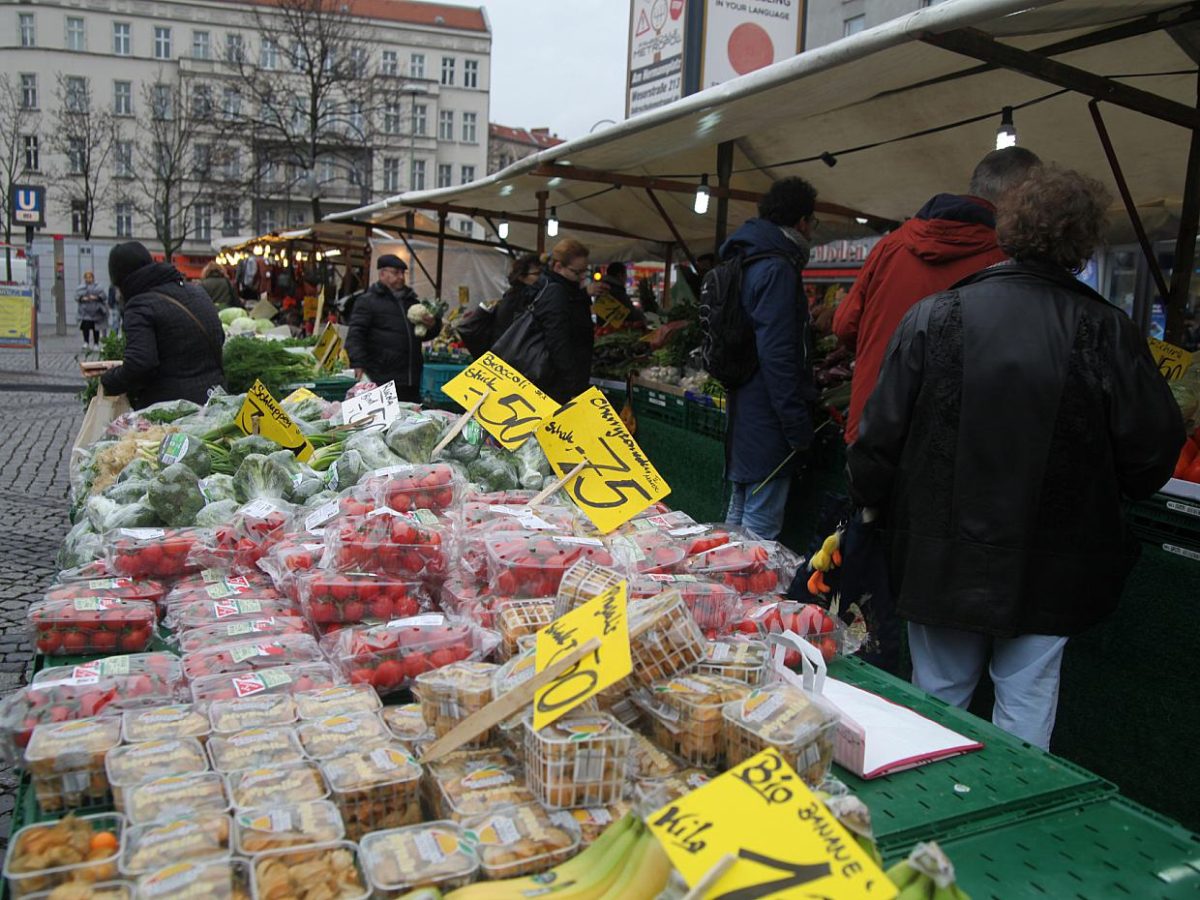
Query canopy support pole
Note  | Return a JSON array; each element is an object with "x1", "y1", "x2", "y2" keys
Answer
[
  {"x1": 1166, "y1": 70, "x2": 1200, "y2": 345},
  {"x1": 663, "y1": 242, "x2": 674, "y2": 312},
  {"x1": 645, "y1": 188, "x2": 698, "y2": 270},
  {"x1": 714, "y1": 140, "x2": 734, "y2": 255},
  {"x1": 536, "y1": 191, "x2": 548, "y2": 255},
  {"x1": 396, "y1": 229, "x2": 437, "y2": 290},
  {"x1": 435, "y1": 213, "x2": 446, "y2": 300}
]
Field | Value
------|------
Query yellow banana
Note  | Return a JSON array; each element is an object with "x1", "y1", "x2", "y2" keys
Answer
[
  {"x1": 896, "y1": 877, "x2": 935, "y2": 900},
  {"x1": 593, "y1": 829, "x2": 672, "y2": 900}
]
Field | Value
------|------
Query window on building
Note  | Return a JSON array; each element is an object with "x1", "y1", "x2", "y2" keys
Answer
[
  {"x1": 113, "y1": 22, "x2": 130, "y2": 56},
  {"x1": 457, "y1": 219, "x2": 473, "y2": 235},
  {"x1": 289, "y1": 95, "x2": 305, "y2": 133},
  {"x1": 262, "y1": 205, "x2": 278, "y2": 231},
  {"x1": 290, "y1": 41, "x2": 304, "y2": 72},
  {"x1": 440, "y1": 56, "x2": 455, "y2": 85},
  {"x1": 410, "y1": 159, "x2": 425, "y2": 191},
  {"x1": 410, "y1": 53, "x2": 424, "y2": 78},
  {"x1": 290, "y1": 207, "x2": 306, "y2": 227},
  {"x1": 261, "y1": 159, "x2": 279, "y2": 185},
  {"x1": 114, "y1": 141, "x2": 133, "y2": 178},
  {"x1": 383, "y1": 101, "x2": 401, "y2": 135},
  {"x1": 463, "y1": 59, "x2": 478, "y2": 89},
  {"x1": 19, "y1": 13, "x2": 35, "y2": 47},
  {"x1": 436, "y1": 164, "x2": 451, "y2": 188},
  {"x1": 349, "y1": 46, "x2": 367, "y2": 77},
  {"x1": 843, "y1": 15, "x2": 865, "y2": 36},
  {"x1": 412, "y1": 104, "x2": 427, "y2": 136},
  {"x1": 260, "y1": 37, "x2": 278, "y2": 70},
  {"x1": 19, "y1": 74, "x2": 37, "y2": 109},
  {"x1": 65, "y1": 17, "x2": 85, "y2": 51},
  {"x1": 65, "y1": 76, "x2": 88, "y2": 113},
  {"x1": 461, "y1": 112, "x2": 477, "y2": 143},
  {"x1": 192, "y1": 30, "x2": 210, "y2": 59},
  {"x1": 221, "y1": 147, "x2": 240, "y2": 180},
  {"x1": 460, "y1": 164, "x2": 475, "y2": 184},
  {"x1": 113, "y1": 80, "x2": 132, "y2": 116},
  {"x1": 191, "y1": 84, "x2": 212, "y2": 118},
  {"x1": 67, "y1": 138, "x2": 85, "y2": 174},
  {"x1": 382, "y1": 157, "x2": 400, "y2": 193},
  {"x1": 192, "y1": 143, "x2": 211, "y2": 177},
  {"x1": 380, "y1": 50, "x2": 397, "y2": 76},
  {"x1": 115, "y1": 202, "x2": 133, "y2": 237},
  {"x1": 222, "y1": 86, "x2": 241, "y2": 120},
  {"x1": 22, "y1": 135, "x2": 39, "y2": 172},
  {"x1": 221, "y1": 203, "x2": 239, "y2": 235},
  {"x1": 348, "y1": 161, "x2": 363, "y2": 187},
  {"x1": 153, "y1": 141, "x2": 169, "y2": 176},
  {"x1": 154, "y1": 26, "x2": 172, "y2": 59},
  {"x1": 152, "y1": 83, "x2": 173, "y2": 119},
  {"x1": 348, "y1": 100, "x2": 364, "y2": 135},
  {"x1": 226, "y1": 32, "x2": 244, "y2": 62},
  {"x1": 69, "y1": 200, "x2": 86, "y2": 234},
  {"x1": 438, "y1": 110, "x2": 454, "y2": 141},
  {"x1": 194, "y1": 203, "x2": 212, "y2": 240},
  {"x1": 317, "y1": 156, "x2": 334, "y2": 184}
]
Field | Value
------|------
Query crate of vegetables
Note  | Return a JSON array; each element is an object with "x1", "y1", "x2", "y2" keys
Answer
[
  {"x1": 106, "y1": 527, "x2": 203, "y2": 579},
  {"x1": 365, "y1": 463, "x2": 465, "y2": 514},
  {"x1": 322, "y1": 618, "x2": 489, "y2": 697},
  {"x1": 181, "y1": 633, "x2": 324, "y2": 681},
  {"x1": 27, "y1": 597, "x2": 156, "y2": 656},
  {"x1": 3, "y1": 813, "x2": 123, "y2": 898},
  {"x1": 322, "y1": 513, "x2": 448, "y2": 581},
  {"x1": 486, "y1": 534, "x2": 615, "y2": 598},
  {"x1": 296, "y1": 572, "x2": 427, "y2": 627}
]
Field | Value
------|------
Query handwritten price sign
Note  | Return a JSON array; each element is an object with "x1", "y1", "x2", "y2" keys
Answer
[
  {"x1": 441, "y1": 352, "x2": 560, "y2": 450},
  {"x1": 535, "y1": 386, "x2": 670, "y2": 533},
  {"x1": 533, "y1": 580, "x2": 631, "y2": 730},
  {"x1": 236, "y1": 380, "x2": 314, "y2": 461},
  {"x1": 648, "y1": 748, "x2": 896, "y2": 900},
  {"x1": 341, "y1": 381, "x2": 402, "y2": 430},
  {"x1": 1148, "y1": 338, "x2": 1194, "y2": 382},
  {"x1": 314, "y1": 326, "x2": 344, "y2": 373}
]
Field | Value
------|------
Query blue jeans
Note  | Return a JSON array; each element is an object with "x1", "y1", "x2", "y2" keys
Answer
[
  {"x1": 726, "y1": 476, "x2": 791, "y2": 540},
  {"x1": 908, "y1": 622, "x2": 1068, "y2": 750}
]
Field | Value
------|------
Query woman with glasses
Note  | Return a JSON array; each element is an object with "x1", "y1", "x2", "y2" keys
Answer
[{"x1": 534, "y1": 238, "x2": 598, "y2": 403}]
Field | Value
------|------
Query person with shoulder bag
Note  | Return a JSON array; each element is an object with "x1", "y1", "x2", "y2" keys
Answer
[{"x1": 459, "y1": 253, "x2": 542, "y2": 359}]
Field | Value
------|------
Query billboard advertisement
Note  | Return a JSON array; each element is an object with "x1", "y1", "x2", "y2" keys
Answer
[
  {"x1": 700, "y1": 0, "x2": 804, "y2": 90},
  {"x1": 626, "y1": 0, "x2": 688, "y2": 117}
]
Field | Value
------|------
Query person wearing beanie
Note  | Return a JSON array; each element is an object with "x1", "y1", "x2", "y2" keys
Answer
[{"x1": 101, "y1": 241, "x2": 225, "y2": 409}]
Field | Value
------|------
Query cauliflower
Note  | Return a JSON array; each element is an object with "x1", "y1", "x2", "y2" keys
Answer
[{"x1": 407, "y1": 302, "x2": 436, "y2": 338}]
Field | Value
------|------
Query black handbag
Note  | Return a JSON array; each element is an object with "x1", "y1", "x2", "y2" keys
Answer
[
  {"x1": 457, "y1": 303, "x2": 496, "y2": 360},
  {"x1": 491, "y1": 285, "x2": 551, "y2": 383}
]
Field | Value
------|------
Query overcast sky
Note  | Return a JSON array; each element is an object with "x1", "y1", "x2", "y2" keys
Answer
[{"x1": 471, "y1": 0, "x2": 631, "y2": 140}]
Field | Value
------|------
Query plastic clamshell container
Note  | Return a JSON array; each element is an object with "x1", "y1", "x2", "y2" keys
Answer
[
  {"x1": 628, "y1": 591, "x2": 706, "y2": 685},
  {"x1": 523, "y1": 712, "x2": 633, "y2": 810},
  {"x1": 189, "y1": 662, "x2": 338, "y2": 706},
  {"x1": 44, "y1": 577, "x2": 163, "y2": 604},
  {"x1": 4, "y1": 812, "x2": 124, "y2": 898},
  {"x1": 181, "y1": 634, "x2": 324, "y2": 682},
  {"x1": 176, "y1": 616, "x2": 312, "y2": 655},
  {"x1": 627, "y1": 731, "x2": 681, "y2": 781},
  {"x1": 134, "y1": 857, "x2": 250, "y2": 899},
  {"x1": 495, "y1": 599, "x2": 554, "y2": 660},
  {"x1": 26, "y1": 598, "x2": 157, "y2": 656},
  {"x1": 379, "y1": 704, "x2": 433, "y2": 745},
  {"x1": 119, "y1": 814, "x2": 232, "y2": 877},
  {"x1": 106, "y1": 738, "x2": 209, "y2": 814},
  {"x1": 207, "y1": 694, "x2": 297, "y2": 736},
  {"x1": 294, "y1": 684, "x2": 382, "y2": 721},
  {"x1": 122, "y1": 704, "x2": 211, "y2": 745},
  {"x1": 233, "y1": 800, "x2": 345, "y2": 855},
  {"x1": 695, "y1": 639, "x2": 770, "y2": 685},
  {"x1": 321, "y1": 513, "x2": 448, "y2": 581},
  {"x1": 413, "y1": 661, "x2": 498, "y2": 747},
  {"x1": 169, "y1": 597, "x2": 303, "y2": 633},
  {"x1": 125, "y1": 772, "x2": 229, "y2": 825},
  {"x1": 24, "y1": 880, "x2": 133, "y2": 900},
  {"x1": 296, "y1": 712, "x2": 391, "y2": 761},
  {"x1": 226, "y1": 762, "x2": 328, "y2": 810},
  {"x1": 637, "y1": 675, "x2": 751, "y2": 768},
  {"x1": 296, "y1": 572, "x2": 426, "y2": 627},
  {"x1": 722, "y1": 683, "x2": 840, "y2": 786},
  {"x1": 319, "y1": 744, "x2": 423, "y2": 842},
  {"x1": 24, "y1": 718, "x2": 123, "y2": 814},
  {"x1": 548, "y1": 801, "x2": 633, "y2": 846},
  {"x1": 248, "y1": 840, "x2": 369, "y2": 900},
  {"x1": 359, "y1": 821, "x2": 479, "y2": 897},
  {"x1": 31, "y1": 654, "x2": 184, "y2": 692},
  {"x1": 486, "y1": 533, "x2": 614, "y2": 599},
  {"x1": 367, "y1": 463, "x2": 464, "y2": 514},
  {"x1": 461, "y1": 802, "x2": 580, "y2": 879},
  {"x1": 207, "y1": 727, "x2": 304, "y2": 774},
  {"x1": 425, "y1": 750, "x2": 535, "y2": 821},
  {"x1": 633, "y1": 768, "x2": 712, "y2": 810}
]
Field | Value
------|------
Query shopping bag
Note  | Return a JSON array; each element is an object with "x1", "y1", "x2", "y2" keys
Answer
[
  {"x1": 74, "y1": 385, "x2": 131, "y2": 451},
  {"x1": 491, "y1": 290, "x2": 551, "y2": 385}
]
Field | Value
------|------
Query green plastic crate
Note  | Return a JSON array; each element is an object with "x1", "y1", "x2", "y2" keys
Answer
[
  {"x1": 827, "y1": 657, "x2": 1115, "y2": 854},
  {"x1": 1127, "y1": 493, "x2": 1200, "y2": 554},
  {"x1": 632, "y1": 383, "x2": 687, "y2": 427},
  {"x1": 686, "y1": 399, "x2": 726, "y2": 439},
  {"x1": 421, "y1": 363, "x2": 467, "y2": 405},
  {"x1": 285, "y1": 377, "x2": 357, "y2": 402},
  {"x1": 929, "y1": 797, "x2": 1200, "y2": 899}
]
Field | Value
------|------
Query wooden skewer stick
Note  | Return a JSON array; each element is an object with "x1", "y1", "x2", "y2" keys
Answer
[
  {"x1": 431, "y1": 392, "x2": 487, "y2": 457},
  {"x1": 420, "y1": 637, "x2": 601, "y2": 764},
  {"x1": 529, "y1": 458, "x2": 589, "y2": 507},
  {"x1": 682, "y1": 854, "x2": 737, "y2": 900}
]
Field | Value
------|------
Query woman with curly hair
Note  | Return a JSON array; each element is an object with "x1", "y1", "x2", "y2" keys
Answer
[{"x1": 846, "y1": 166, "x2": 1184, "y2": 748}]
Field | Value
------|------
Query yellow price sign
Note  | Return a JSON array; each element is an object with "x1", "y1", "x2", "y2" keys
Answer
[
  {"x1": 648, "y1": 748, "x2": 896, "y2": 900},
  {"x1": 314, "y1": 326, "x2": 344, "y2": 373},
  {"x1": 236, "y1": 380, "x2": 314, "y2": 461},
  {"x1": 0, "y1": 285, "x2": 35, "y2": 348},
  {"x1": 282, "y1": 386, "x2": 320, "y2": 405},
  {"x1": 441, "y1": 351, "x2": 561, "y2": 450},
  {"x1": 533, "y1": 580, "x2": 631, "y2": 730},
  {"x1": 535, "y1": 386, "x2": 670, "y2": 533},
  {"x1": 1148, "y1": 338, "x2": 1194, "y2": 382},
  {"x1": 592, "y1": 294, "x2": 630, "y2": 328}
]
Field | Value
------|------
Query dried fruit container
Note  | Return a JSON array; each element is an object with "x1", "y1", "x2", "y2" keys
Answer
[
  {"x1": 207, "y1": 694, "x2": 297, "y2": 736},
  {"x1": 634, "y1": 768, "x2": 711, "y2": 810},
  {"x1": 207, "y1": 726, "x2": 305, "y2": 774},
  {"x1": 118, "y1": 814, "x2": 231, "y2": 877},
  {"x1": 379, "y1": 705, "x2": 433, "y2": 747},
  {"x1": 695, "y1": 639, "x2": 770, "y2": 685},
  {"x1": 25, "y1": 880, "x2": 133, "y2": 899},
  {"x1": 322, "y1": 513, "x2": 447, "y2": 581},
  {"x1": 296, "y1": 712, "x2": 391, "y2": 761},
  {"x1": 635, "y1": 675, "x2": 750, "y2": 768},
  {"x1": 233, "y1": 800, "x2": 344, "y2": 855},
  {"x1": 322, "y1": 618, "x2": 485, "y2": 698},
  {"x1": 628, "y1": 591, "x2": 706, "y2": 685},
  {"x1": 367, "y1": 463, "x2": 465, "y2": 514},
  {"x1": 226, "y1": 762, "x2": 328, "y2": 810},
  {"x1": 181, "y1": 634, "x2": 324, "y2": 681},
  {"x1": 320, "y1": 745, "x2": 423, "y2": 841},
  {"x1": 107, "y1": 527, "x2": 203, "y2": 579},
  {"x1": 296, "y1": 572, "x2": 426, "y2": 627},
  {"x1": 125, "y1": 772, "x2": 229, "y2": 825},
  {"x1": 425, "y1": 750, "x2": 534, "y2": 820},
  {"x1": 722, "y1": 684, "x2": 840, "y2": 785},
  {"x1": 189, "y1": 662, "x2": 339, "y2": 705},
  {"x1": 122, "y1": 704, "x2": 211, "y2": 745},
  {"x1": 486, "y1": 534, "x2": 615, "y2": 599},
  {"x1": 106, "y1": 738, "x2": 209, "y2": 814},
  {"x1": 359, "y1": 822, "x2": 478, "y2": 897},
  {"x1": 24, "y1": 718, "x2": 123, "y2": 813},
  {"x1": 3, "y1": 812, "x2": 123, "y2": 898},
  {"x1": 294, "y1": 684, "x2": 382, "y2": 721},
  {"x1": 27, "y1": 597, "x2": 156, "y2": 657},
  {"x1": 548, "y1": 801, "x2": 633, "y2": 846},
  {"x1": 413, "y1": 661, "x2": 498, "y2": 747},
  {"x1": 248, "y1": 840, "x2": 369, "y2": 900},
  {"x1": 523, "y1": 712, "x2": 633, "y2": 809},
  {"x1": 551, "y1": 558, "x2": 626, "y2": 617},
  {"x1": 495, "y1": 598, "x2": 554, "y2": 659},
  {"x1": 176, "y1": 616, "x2": 311, "y2": 655},
  {"x1": 134, "y1": 857, "x2": 250, "y2": 899},
  {"x1": 630, "y1": 575, "x2": 741, "y2": 638},
  {"x1": 461, "y1": 802, "x2": 579, "y2": 879},
  {"x1": 627, "y1": 731, "x2": 680, "y2": 781},
  {"x1": 44, "y1": 578, "x2": 165, "y2": 605}
]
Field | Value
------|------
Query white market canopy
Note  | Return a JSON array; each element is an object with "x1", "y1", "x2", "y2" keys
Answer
[{"x1": 329, "y1": 0, "x2": 1199, "y2": 288}]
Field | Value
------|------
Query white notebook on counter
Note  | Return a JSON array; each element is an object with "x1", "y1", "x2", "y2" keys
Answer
[{"x1": 822, "y1": 677, "x2": 983, "y2": 779}]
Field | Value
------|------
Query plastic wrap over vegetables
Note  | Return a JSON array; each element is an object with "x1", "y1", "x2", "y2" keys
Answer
[{"x1": 147, "y1": 462, "x2": 206, "y2": 526}]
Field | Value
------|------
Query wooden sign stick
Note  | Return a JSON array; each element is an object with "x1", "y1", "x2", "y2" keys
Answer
[
  {"x1": 420, "y1": 636, "x2": 601, "y2": 764},
  {"x1": 529, "y1": 458, "x2": 589, "y2": 508},
  {"x1": 431, "y1": 392, "x2": 487, "y2": 457},
  {"x1": 682, "y1": 854, "x2": 736, "y2": 900}
]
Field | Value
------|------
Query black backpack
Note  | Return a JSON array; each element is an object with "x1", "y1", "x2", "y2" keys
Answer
[{"x1": 699, "y1": 252, "x2": 791, "y2": 390}]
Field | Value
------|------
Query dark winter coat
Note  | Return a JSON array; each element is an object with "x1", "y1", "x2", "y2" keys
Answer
[
  {"x1": 493, "y1": 281, "x2": 537, "y2": 343},
  {"x1": 200, "y1": 273, "x2": 238, "y2": 309},
  {"x1": 101, "y1": 263, "x2": 225, "y2": 409},
  {"x1": 721, "y1": 218, "x2": 815, "y2": 482},
  {"x1": 532, "y1": 271, "x2": 595, "y2": 404},
  {"x1": 847, "y1": 261, "x2": 1185, "y2": 638},
  {"x1": 344, "y1": 282, "x2": 440, "y2": 388}
]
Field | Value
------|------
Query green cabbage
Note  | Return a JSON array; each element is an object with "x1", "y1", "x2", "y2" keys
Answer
[{"x1": 234, "y1": 453, "x2": 293, "y2": 503}]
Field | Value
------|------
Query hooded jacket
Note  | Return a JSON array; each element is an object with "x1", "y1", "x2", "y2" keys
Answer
[
  {"x1": 834, "y1": 194, "x2": 1007, "y2": 443},
  {"x1": 721, "y1": 218, "x2": 815, "y2": 483},
  {"x1": 345, "y1": 281, "x2": 440, "y2": 388}
]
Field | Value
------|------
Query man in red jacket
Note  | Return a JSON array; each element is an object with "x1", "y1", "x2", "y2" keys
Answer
[{"x1": 835, "y1": 147, "x2": 1042, "y2": 444}]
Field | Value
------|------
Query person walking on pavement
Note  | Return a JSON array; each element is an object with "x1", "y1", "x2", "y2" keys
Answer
[
  {"x1": 345, "y1": 254, "x2": 439, "y2": 404},
  {"x1": 723, "y1": 178, "x2": 819, "y2": 541},
  {"x1": 75, "y1": 271, "x2": 108, "y2": 350},
  {"x1": 845, "y1": 167, "x2": 1185, "y2": 750}
]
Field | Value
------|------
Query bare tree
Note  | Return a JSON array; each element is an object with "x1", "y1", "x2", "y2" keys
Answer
[
  {"x1": 50, "y1": 74, "x2": 115, "y2": 241},
  {"x1": 0, "y1": 74, "x2": 42, "y2": 247}
]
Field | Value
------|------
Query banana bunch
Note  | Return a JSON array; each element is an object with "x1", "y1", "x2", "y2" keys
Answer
[
  {"x1": 885, "y1": 842, "x2": 971, "y2": 900},
  {"x1": 444, "y1": 813, "x2": 671, "y2": 900},
  {"x1": 807, "y1": 529, "x2": 842, "y2": 595}
]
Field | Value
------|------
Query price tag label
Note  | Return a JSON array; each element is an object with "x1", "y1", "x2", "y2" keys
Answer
[
  {"x1": 283, "y1": 386, "x2": 320, "y2": 405},
  {"x1": 535, "y1": 386, "x2": 670, "y2": 534},
  {"x1": 592, "y1": 294, "x2": 630, "y2": 328},
  {"x1": 648, "y1": 748, "x2": 896, "y2": 900},
  {"x1": 1148, "y1": 338, "x2": 1194, "y2": 381},
  {"x1": 313, "y1": 326, "x2": 344, "y2": 373},
  {"x1": 442, "y1": 352, "x2": 560, "y2": 450},
  {"x1": 342, "y1": 381, "x2": 402, "y2": 430},
  {"x1": 236, "y1": 380, "x2": 314, "y2": 461},
  {"x1": 533, "y1": 581, "x2": 631, "y2": 730}
]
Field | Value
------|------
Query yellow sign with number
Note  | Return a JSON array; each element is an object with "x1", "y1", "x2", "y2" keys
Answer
[
  {"x1": 282, "y1": 386, "x2": 320, "y2": 405},
  {"x1": 441, "y1": 352, "x2": 561, "y2": 450},
  {"x1": 533, "y1": 581, "x2": 631, "y2": 730},
  {"x1": 236, "y1": 380, "x2": 314, "y2": 461},
  {"x1": 314, "y1": 326, "x2": 344, "y2": 373},
  {"x1": 1148, "y1": 338, "x2": 1194, "y2": 382},
  {"x1": 592, "y1": 294, "x2": 630, "y2": 328},
  {"x1": 536, "y1": 386, "x2": 670, "y2": 533},
  {"x1": 648, "y1": 748, "x2": 896, "y2": 900}
]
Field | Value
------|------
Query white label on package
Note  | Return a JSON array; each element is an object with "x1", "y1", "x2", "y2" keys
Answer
[
  {"x1": 305, "y1": 500, "x2": 340, "y2": 531},
  {"x1": 241, "y1": 498, "x2": 280, "y2": 519},
  {"x1": 669, "y1": 524, "x2": 712, "y2": 537},
  {"x1": 120, "y1": 528, "x2": 166, "y2": 540},
  {"x1": 386, "y1": 614, "x2": 445, "y2": 629},
  {"x1": 553, "y1": 536, "x2": 604, "y2": 547}
]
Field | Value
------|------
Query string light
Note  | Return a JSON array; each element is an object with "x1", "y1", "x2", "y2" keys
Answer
[
  {"x1": 996, "y1": 106, "x2": 1017, "y2": 149},
  {"x1": 693, "y1": 174, "x2": 710, "y2": 215},
  {"x1": 498, "y1": 216, "x2": 509, "y2": 240},
  {"x1": 546, "y1": 207, "x2": 559, "y2": 238}
]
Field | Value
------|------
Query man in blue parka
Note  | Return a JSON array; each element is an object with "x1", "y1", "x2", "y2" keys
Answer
[{"x1": 722, "y1": 178, "x2": 819, "y2": 539}]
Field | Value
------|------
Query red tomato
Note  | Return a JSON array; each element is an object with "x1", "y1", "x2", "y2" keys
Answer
[
  {"x1": 373, "y1": 660, "x2": 404, "y2": 690},
  {"x1": 368, "y1": 597, "x2": 392, "y2": 620},
  {"x1": 91, "y1": 630, "x2": 118, "y2": 653},
  {"x1": 341, "y1": 601, "x2": 365, "y2": 623},
  {"x1": 62, "y1": 631, "x2": 88, "y2": 653},
  {"x1": 35, "y1": 631, "x2": 63, "y2": 654},
  {"x1": 401, "y1": 653, "x2": 427, "y2": 680},
  {"x1": 349, "y1": 667, "x2": 374, "y2": 685}
]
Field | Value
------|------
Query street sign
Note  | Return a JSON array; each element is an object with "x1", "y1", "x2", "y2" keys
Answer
[{"x1": 11, "y1": 185, "x2": 45, "y2": 227}]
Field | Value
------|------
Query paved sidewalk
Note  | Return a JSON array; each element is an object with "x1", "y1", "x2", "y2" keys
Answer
[{"x1": 0, "y1": 331, "x2": 99, "y2": 390}]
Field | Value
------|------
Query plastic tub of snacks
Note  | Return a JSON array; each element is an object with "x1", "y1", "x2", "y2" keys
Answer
[
  {"x1": 106, "y1": 738, "x2": 209, "y2": 814},
  {"x1": 226, "y1": 762, "x2": 328, "y2": 810},
  {"x1": 635, "y1": 675, "x2": 750, "y2": 768},
  {"x1": 134, "y1": 857, "x2": 250, "y2": 900},
  {"x1": 460, "y1": 802, "x2": 580, "y2": 879},
  {"x1": 232, "y1": 800, "x2": 345, "y2": 855},
  {"x1": 248, "y1": 840, "x2": 369, "y2": 900},
  {"x1": 24, "y1": 718, "x2": 123, "y2": 814},
  {"x1": 118, "y1": 814, "x2": 231, "y2": 878},
  {"x1": 121, "y1": 705, "x2": 211, "y2": 745},
  {"x1": 628, "y1": 591, "x2": 706, "y2": 685},
  {"x1": 413, "y1": 662, "x2": 498, "y2": 748},
  {"x1": 359, "y1": 822, "x2": 479, "y2": 897},
  {"x1": 722, "y1": 683, "x2": 840, "y2": 785},
  {"x1": 319, "y1": 745, "x2": 423, "y2": 842},
  {"x1": 4, "y1": 813, "x2": 123, "y2": 898}
]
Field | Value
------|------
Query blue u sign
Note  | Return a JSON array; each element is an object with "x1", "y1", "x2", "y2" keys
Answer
[{"x1": 12, "y1": 184, "x2": 45, "y2": 227}]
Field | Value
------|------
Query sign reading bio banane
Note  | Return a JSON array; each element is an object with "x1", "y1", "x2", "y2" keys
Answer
[{"x1": 627, "y1": 0, "x2": 688, "y2": 117}]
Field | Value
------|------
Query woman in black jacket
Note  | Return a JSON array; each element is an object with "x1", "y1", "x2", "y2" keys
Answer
[
  {"x1": 492, "y1": 253, "x2": 542, "y2": 341},
  {"x1": 847, "y1": 168, "x2": 1184, "y2": 749},
  {"x1": 101, "y1": 242, "x2": 225, "y2": 409},
  {"x1": 533, "y1": 239, "x2": 597, "y2": 403}
]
